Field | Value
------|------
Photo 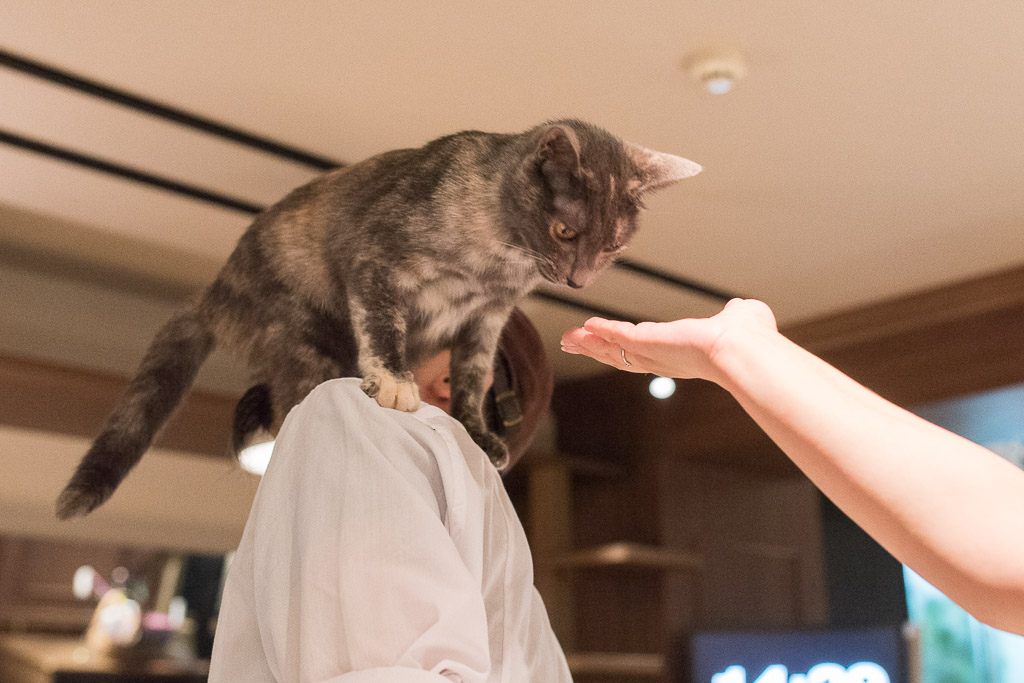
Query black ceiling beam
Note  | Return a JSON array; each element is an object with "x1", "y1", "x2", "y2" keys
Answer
[
  {"x1": 1, "y1": 48, "x2": 741, "y2": 303},
  {"x1": 0, "y1": 128, "x2": 264, "y2": 215},
  {"x1": 0, "y1": 48, "x2": 339, "y2": 171},
  {"x1": 615, "y1": 258, "x2": 736, "y2": 303},
  {"x1": 530, "y1": 290, "x2": 641, "y2": 324}
]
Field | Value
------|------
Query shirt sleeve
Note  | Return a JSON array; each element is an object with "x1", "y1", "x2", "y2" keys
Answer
[{"x1": 248, "y1": 380, "x2": 491, "y2": 683}]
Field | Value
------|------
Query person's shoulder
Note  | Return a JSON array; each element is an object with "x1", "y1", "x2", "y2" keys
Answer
[
  {"x1": 282, "y1": 379, "x2": 452, "y2": 515},
  {"x1": 304, "y1": 377, "x2": 370, "y2": 405},
  {"x1": 300, "y1": 378, "x2": 455, "y2": 430},
  {"x1": 269, "y1": 378, "x2": 376, "y2": 451},
  {"x1": 282, "y1": 378, "x2": 450, "y2": 452},
  {"x1": 290, "y1": 378, "x2": 376, "y2": 421}
]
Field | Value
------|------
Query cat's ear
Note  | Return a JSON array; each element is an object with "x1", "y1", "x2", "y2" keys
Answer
[
  {"x1": 534, "y1": 124, "x2": 583, "y2": 180},
  {"x1": 626, "y1": 143, "x2": 702, "y2": 195}
]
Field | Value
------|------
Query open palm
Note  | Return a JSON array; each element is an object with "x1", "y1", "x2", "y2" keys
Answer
[{"x1": 560, "y1": 299, "x2": 777, "y2": 382}]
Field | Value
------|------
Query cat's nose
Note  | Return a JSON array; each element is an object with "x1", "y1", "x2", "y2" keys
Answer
[{"x1": 567, "y1": 277, "x2": 584, "y2": 289}]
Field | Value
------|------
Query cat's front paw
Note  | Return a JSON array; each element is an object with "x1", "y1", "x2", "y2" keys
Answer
[
  {"x1": 362, "y1": 371, "x2": 420, "y2": 412},
  {"x1": 470, "y1": 429, "x2": 510, "y2": 472}
]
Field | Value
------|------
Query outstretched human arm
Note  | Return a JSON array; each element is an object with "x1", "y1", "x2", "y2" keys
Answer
[{"x1": 562, "y1": 299, "x2": 1024, "y2": 634}]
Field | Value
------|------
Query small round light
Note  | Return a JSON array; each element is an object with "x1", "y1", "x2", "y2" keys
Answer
[
  {"x1": 168, "y1": 596, "x2": 188, "y2": 629},
  {"x1": 111, "y1": 566, "x2": 130, "y2": 586},
  {"x1": 73, "y1": 565, "x2": 96, "y2": 600},
  {"x1": 649, "y1": 376, "x2": 676, "y2": 399},
  {"x1": 704, "y1": 75, "x2": 734, "y2": 95},
  {"x1": 239, "y1": 440, "x2": 275, "y2": 476}
]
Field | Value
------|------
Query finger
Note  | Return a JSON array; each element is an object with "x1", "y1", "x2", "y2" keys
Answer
[
  {"x1": 560, "y1": 327, "x2": 591, "y2": 348},
  {"x1": 561, "y1": 328, "x2": 618, "y2": 361},
  {"x1": 562, "y1": 329, "x2": 648, "y2": 373},
  {"x1": 565, "y1": 328, "x2": 622, "y2": 359},
  {"x1": 618, "y1": 347, "x2": 657, "y2": 373},
  {"x1": 582, "y1": 317, "x2": 637, "y2": 346}
]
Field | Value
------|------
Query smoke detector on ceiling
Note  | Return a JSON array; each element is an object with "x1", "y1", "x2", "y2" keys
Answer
[{"x1": 683, "y1": 47, "x2": 747, "y2": 95}]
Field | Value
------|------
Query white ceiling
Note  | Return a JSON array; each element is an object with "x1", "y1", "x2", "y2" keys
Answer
[{"x1": 0, "y1": 1, "x2": 1022, "y2": 386}]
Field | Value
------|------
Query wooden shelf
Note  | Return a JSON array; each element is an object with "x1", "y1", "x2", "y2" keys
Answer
[
  {"x1": 527, "y1": 453, "x2": 627, "y2": 480},
  {"x1": 566, "y1": 651, "x2": 664, "y2": 677},
  {"x1": 555, "y1": 542, "x2": 703, "y2": 571},
  {"x1": 0, "y1": 633, "x2": 209, "y2": 681}
]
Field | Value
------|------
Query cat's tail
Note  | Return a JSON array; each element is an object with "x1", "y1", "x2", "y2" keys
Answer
[{"x1": 55, "y1": 304, "x2": 216, "y2": 519}]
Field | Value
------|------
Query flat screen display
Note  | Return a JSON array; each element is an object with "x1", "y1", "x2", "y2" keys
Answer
[{"x1": 690, "y1": 626, "x2": 907, "y2": 683}]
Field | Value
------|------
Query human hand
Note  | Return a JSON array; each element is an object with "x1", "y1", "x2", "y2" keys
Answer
[{"x1": 560, "y1": 298, "x2": 777, "y2": 382}]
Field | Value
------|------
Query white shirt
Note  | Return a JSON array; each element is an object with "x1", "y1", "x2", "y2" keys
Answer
[{"x1": 209, "y1": 379, "x2": 571, "y2": 682}]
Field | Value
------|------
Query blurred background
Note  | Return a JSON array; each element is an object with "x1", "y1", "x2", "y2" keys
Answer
[{"x1": 0, "y1": 2, "x2": 1022, "y2": 681}]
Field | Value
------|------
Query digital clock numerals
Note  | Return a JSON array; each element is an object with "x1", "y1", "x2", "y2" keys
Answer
[{"x1": 712, "y1": 662, "x2": 891, "y2": 683}]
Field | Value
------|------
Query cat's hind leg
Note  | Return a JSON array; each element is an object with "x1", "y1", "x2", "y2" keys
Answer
[
  {"x1": 266, "y1": 350, "x2": 347, "y2": 423},
  {"x1": 231, "y1": 355, "x2": 341, "y2": 458},
  {"x1": 231, "y1": 384, "x2": 274, "y2": 454}
]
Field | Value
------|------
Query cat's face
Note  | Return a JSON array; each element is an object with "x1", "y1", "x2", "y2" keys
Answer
[{"x1": 508, "y1": 121, "x2": 701, "y2": 289}]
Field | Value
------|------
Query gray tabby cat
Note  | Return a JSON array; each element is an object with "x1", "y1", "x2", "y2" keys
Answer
[{"x1": 55, "y1": 119, "x2": 700, "y2": 519}]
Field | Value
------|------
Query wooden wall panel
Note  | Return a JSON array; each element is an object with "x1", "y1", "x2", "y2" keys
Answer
[
  {"x1": 525, "y1": 461, "x2": 576, "y2": 649},
  {"x1": 572, "y1": 569, "x2": 667, "y2": 654},
  {"x1": 554, "y1": 370, "x2": 800, "y2": 479},
  {"x1": 656, "y1": 460, "x2": 827, "y2": 632}
]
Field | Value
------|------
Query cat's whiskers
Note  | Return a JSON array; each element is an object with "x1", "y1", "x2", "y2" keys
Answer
[{"x1": 498, "y1": 241, "x2": 554, "y2": 269}]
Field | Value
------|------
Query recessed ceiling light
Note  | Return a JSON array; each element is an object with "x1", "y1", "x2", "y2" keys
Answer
[
  {"x1": 703, "y1": 74, "x2": 736, "y2": 95},
  {"x1": 683, "y1": 47, "x2": 747, "y2": 95}
]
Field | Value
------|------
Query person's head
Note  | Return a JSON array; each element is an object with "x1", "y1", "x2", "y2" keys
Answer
[
  {"x1": 411, "y1": 309, "x2": 553, "y2": 472},
  {"x1": 410, "y1": 350, "x2": 486, "y2": 416}
]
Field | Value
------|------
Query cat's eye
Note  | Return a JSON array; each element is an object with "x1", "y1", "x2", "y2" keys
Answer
[{"x1": 551, "y1": 221, "x2": 578, "y2": 241}]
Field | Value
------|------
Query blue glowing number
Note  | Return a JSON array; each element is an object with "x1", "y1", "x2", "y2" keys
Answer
[
  {"x1": 712, "y1": 666, "x2": 751, "y2": 683},
  {"x1": 711, "y1": 665, "x2": 787, "y2": 683},
  {"x1": 711, "y1": 662, "x2": 890, "y2": 683},
  {"x1": 805, "y1": 663, "x2": 849, "y2": 683},
  {"x1": 846, "y1": 662, "x2": 890, "y2": 683},
  {"x1": 754, "y1": 665, "x2": 788, "y2": 683}
]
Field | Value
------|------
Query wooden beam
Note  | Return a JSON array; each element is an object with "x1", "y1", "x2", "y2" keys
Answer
[
  {"x1": 785, "y1": 263, "x2": 1024, "y2": 355},
  {"x1": 785, "y1": 263, "x2": 1024, "y2": 406},
  {"x1": 565, "y1": 652, "x2": 664, "y2": 678},
  {"x1": 556, "y1": 542, "x2": 703, "y2": 571},
  {"x1": 0, "y1": 354, "x2": 237, "y2": 459}
]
